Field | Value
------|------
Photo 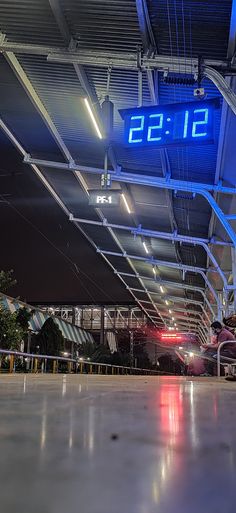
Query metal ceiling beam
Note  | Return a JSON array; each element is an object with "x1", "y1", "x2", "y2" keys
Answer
[
  {"x1": 96, "y1": 248, "x2": 219, "y2": 302},
  {"x1": 120, "y1": 272, "x2": 213, "y2": 318},
  {"x1": 24, "y1": 157, "x2": 236, "y2": 251},
  {"x1": 5, "y1": 52, "x2": 73, "y2": 163},
  {"x1": 69, "y1": 215, "x2": 232, "y2": 248},
  {"x1": 25, "y1": 157, "x2": 236, "y2": 265},
  {"x1": 48, "y1": 0, "x2": 108, "y2": 149},
  {"x1": 135, "y1": 0, "x2": 156, "y2": 53},
  {"x1": 0, "y1": 37, "x2": 228, "y2": 69},
  {"x1": 131, "y1": 289, "x2": 209, "y2": 323},
  {"x1": 2, "y1": 35, "x2": 236, "y2": 111},
  {"x1": 69, "y1": 215, "x2": 228, "y2": 287},
  {"x1": 23, "y1": 156, "x2": 236, "y2": 196},
  {"x1": 228, "y1": 0, "x2": 236, "y2": 61}
]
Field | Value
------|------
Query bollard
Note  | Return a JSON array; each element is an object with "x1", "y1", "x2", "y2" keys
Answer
[
  {"x1": 9, "y1": 354, "x2": 14, "y2": 373},
  {"x1": 34, "y1": 358, "x2": 38, "y2": 373}
]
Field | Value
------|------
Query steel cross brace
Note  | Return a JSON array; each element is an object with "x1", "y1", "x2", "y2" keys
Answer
[
  {"x1": 116, "y1": 271, "x2": 214, "y2": 317},
  {"x1": 131, "y1": 289, "x2": 209, "y2": 328},
  {"x1": 69, "y1": 215, "x2": 229, "y2": 287},
  {"x1": 1, "y1": 34, "x2": 236, "y2": 113},
  {"x1": 24, "y1": 157, "x2": 236, "y2": 249},
  {"x1": 96, "y1": 248, "x2": 220, "y2": 307}
]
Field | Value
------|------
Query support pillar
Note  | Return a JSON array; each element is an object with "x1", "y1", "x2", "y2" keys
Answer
[
  {"x1": 26, "y1": 331, "x2": 31, "y2": 371},
  {"x1": 130, "y1": 330, "x2": 134, "y2": 370},
  {"x1": 100, "y1": 306, "x2": 105, "y2": 345},
  {"x1": 71, "y1": 341, "x2": 74, "y2": 360},
  {"x1": 80, "y1": 307, "x2": 84, "y2": 329},
  {"x1": 231, "y1": 248, "x2": 236, "y2": 313}
]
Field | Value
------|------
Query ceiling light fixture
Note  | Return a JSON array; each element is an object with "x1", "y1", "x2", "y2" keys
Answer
[
  {"x1": 160, "y1": 285, "x2": 164, "y2": 294},
  {"x1": 152, "y1": 266, "x2": 156, "y2": 276},
  {"x1": 169, "y1": 309, "x2": 172, "y2": 314},
  {"x1": 143, "y1": 241, "x2": 149, "y2": 254},
  {"x1": 84, "y1": 98, "x2": 103, "y2": 139},
  {"x1": 165, "y1": 300, "x2": 169, "y2": 305},
  {"x1": 121, "y1": 193, "x2": 131, "y2": 214}
]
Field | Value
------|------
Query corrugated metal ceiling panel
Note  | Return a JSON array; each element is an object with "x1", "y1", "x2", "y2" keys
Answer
[
  {"x1": 61, "y1": 0, "x2": 141, "y2": 52},
  {"x1": 0, "y1": 0, "x2": 64, "y2": 45},
  {"x1": 147, "y1": 0, "x2": 232, "y2": 59}
]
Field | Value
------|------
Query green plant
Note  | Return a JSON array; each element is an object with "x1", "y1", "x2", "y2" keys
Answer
[
  {"x1": 15, "y1": 307, "x2": 33, "y2": 334},
  {"x1": 0, "y1": 270, "x2": 17, "y2": 293},
  {"x1": 36, "y1": 317, "x2": 64, "y2": 356},
  {"x1": 0, "y1": 306, "x2": 23, "y2": 350}
]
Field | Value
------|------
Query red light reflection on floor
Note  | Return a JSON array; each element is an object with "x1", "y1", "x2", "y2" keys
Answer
[{"x1": 160, "y1": 387, "x2": 183, "y2": 439}]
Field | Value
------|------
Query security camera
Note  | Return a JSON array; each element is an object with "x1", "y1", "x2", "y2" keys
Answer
[{"x1": 194, "y1": 87, "x2": 205, "y2": 98}]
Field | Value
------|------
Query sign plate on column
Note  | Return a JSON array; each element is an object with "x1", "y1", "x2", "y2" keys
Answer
[{"x1": 88, "y1": 189, "x2": 121, "y2": 207}]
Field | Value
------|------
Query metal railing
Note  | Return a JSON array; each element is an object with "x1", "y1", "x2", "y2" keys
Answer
[
  {"x1": 0, "y1": 349, "x2": 170, "y2": 376},
  {"x1": 217, "y1": 341, "x2": 236, "y2": 378}
]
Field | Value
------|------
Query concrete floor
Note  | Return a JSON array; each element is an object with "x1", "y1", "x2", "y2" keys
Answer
[{"x1": 1, "y1": 375, "x2": 236, "y2": 513}]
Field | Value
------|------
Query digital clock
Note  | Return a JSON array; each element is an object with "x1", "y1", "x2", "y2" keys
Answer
[{"x1": 119, "y1": 98, "x2": 220, "y2": 148}]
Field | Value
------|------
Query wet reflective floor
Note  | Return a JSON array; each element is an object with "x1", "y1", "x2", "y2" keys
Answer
[{"x1": 1, "y1": 374, "x2": 236, "y2": 513}]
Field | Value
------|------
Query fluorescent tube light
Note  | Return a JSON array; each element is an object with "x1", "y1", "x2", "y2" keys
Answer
[
  {"x1": 84, "y1": 98, "x2": 103, "y2": 139},
  {"x1": 121, "y1": 193, "x2": 131, "y2": 214}
]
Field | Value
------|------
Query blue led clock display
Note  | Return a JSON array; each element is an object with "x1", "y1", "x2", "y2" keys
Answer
[{"x1": 119, "y1": 98, "x2": 220, "y2": 148}]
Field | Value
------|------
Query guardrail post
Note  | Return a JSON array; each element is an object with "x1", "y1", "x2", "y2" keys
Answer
[
  {"x1": 217, "y1": 341, "x2": 236, "y2": 377},
  {"x1": 53, "y1": 360, "x2": 57, "y2": 374},
  {"x1": 80, "y1": 362, "x2": 83, "y2": 374},
  {"x1": 67, "y1": 361, "x2": 72, "y2": 373},
  {"x1": 89, "y1": 364, "x2": 93, "y2": 374},
  {"x1": 9, "y1": 354, "x2": 14, "y2": 373},
  {"x1": 98, "y1": 365, "x2": 101, "y2": 374},
  {"x1": 34, "y1": 358, "x2": 38, "y2": 373},
  {"x1": 105, "y1": 365, "x2": 108, "y2": 375}
]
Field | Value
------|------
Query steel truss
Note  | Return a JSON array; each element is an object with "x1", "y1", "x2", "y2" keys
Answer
[
  {"x1": 1, "y1": 33, "x2": 236, "y2": 114},
  {"x1": 1, "y1": 3, "x2": 236, "y2": 334}
]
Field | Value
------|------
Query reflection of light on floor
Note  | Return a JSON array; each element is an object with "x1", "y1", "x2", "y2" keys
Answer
[
  {"x1": 152, "y1": 480, "x2": 159, "y2": 504},
  {"x1": 41, "y1": 413, "x2": 46, "y2": 450},
  {"x1": 88, "y1": 405, "x2": 95, "y2": 454},
  {"x1": 69, "y1": 409, "x2": 73, "y2": 449},
  {"x1": 23, "y1": 376, "x2": 26, "y2": 394},
  {"x1": 161, "y1": 463, "x2": 166, "y2": 481},
  {"x1": 190, "y1": 381, "x2": 198, "y2": 447},
  {"x1": 83, "y1": 406, "x2": 95, "y2": 454},
  {"x1": 62, "y1": 375, "x2": 67, "y2": 397},
  {"x1": 160, "y1": 386, "x2": 183, "y2": 445}
]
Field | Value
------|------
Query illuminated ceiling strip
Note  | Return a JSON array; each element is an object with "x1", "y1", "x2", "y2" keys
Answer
[
  {"x1": 121, "y1": 193, "x2": 132, "y2": 214},
  {"x1": 84, "y1": 98, "x2": 103, "y2": 139}
]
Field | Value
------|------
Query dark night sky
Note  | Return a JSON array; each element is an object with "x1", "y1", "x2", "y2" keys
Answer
[{"x1": 0, "y1": 129, "x2": 132, "y2": 305}]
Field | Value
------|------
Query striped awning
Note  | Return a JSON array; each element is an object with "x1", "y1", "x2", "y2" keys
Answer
[{"x1": 0, "y1": 294, "x2": 94, "y2": 345}]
